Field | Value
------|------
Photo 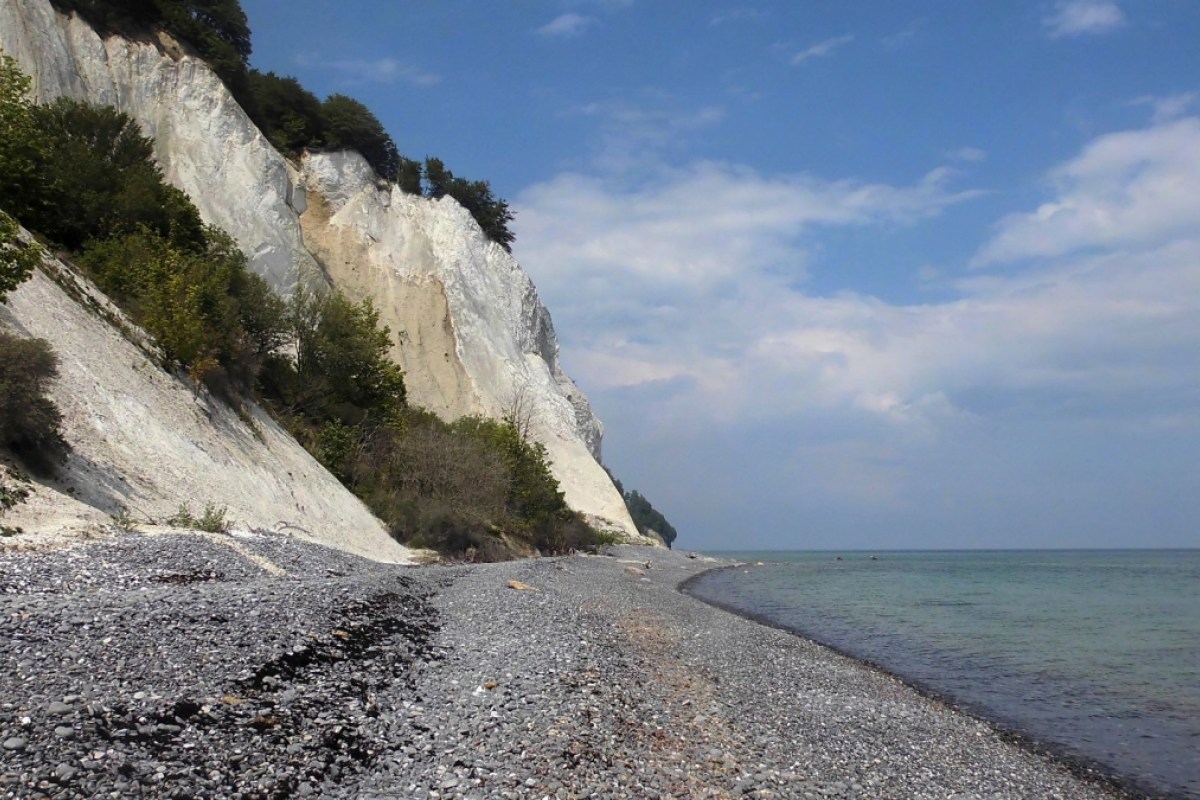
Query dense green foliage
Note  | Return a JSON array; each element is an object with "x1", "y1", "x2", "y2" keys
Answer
[
  {"x1": 0, "y1": 63, "x2": 205, "y2": 252},
  {"x1": 451, "y1": 416, "x2": 569, "y2": 533},
  {"x1": 320, "y1": 94, "x2": 400, "y2": 182},
  {"x1": 49, "y1": 0, "x2": 251, "y2": 94},
  {"x1": 241, "y1": 74, "x2": 403, "y2": 182},
  {"x1": 0, "y1": 57, "x2": 43, "y2": 225},
  {"x1": 344, "y1": 410, "x2": 592, "y2": 558},
  {"x1": 23, "y1": 99, "x2": 206, "y2": 252},
  {"x1": 260, "y1": 288, "x2": 405, "y2": 427},
  {"x1": 0, "y1": 46, "x2": 567, "y2": 559},
  {"x1": 609, "y1": 472, "x2": 679, "y2": 547},
  {"x1": 0, "y1": 59, "x2": 65, "y2": 476},
  {"x1": 80, "y1": 227, "x2": 285, "y2": 392},
  {"x1": 0, "y1": 332, "x2": 68, "y2": 476},
  {"x1": 243, "y1": 69, "x2": 324, "y2": 153},
  {"x1": 0, "y1": 211, "x2": 42, "y2": 303},
  {"x1": 253, "y1": 290, "x2": 590, "y2": 557},
  {"x1": 624, "y1": 489, "x2": 678, "y2": 547}
]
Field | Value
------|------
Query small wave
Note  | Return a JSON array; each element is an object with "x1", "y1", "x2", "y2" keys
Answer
[{"x1": 914, "y1": 599, "x2": 977, "y2": 608}]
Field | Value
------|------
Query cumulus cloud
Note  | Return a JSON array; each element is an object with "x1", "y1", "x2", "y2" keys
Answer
[
  {"x1": 1044, "y1": 0, "x2": 1126, "y2": 38},
  {"x1": 974, "y1": 117, "x2": 1200, "y2": 265},
  {"x1": 510, "y1": 105, "x2": 1200, "y2": 546},
  {"x1": 517, "y1": 162, "x2": 978, "y2": 300},
  {"x1": 536, "y1": 13, "x2": 598, "y2": 38},
  {"x1": 515, "y1": 115, "x2": 1200, "y2": 441},
  {"x1": 791, "y1": 35, "x2": 854, "y2": 65}
]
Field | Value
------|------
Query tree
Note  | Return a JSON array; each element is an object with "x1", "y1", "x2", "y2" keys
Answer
[
  {"x1": 288, "y1": 289, "x2": 406, "y2": 424},
  {"x1": 452, "y1": 415, "x2": 567, "y2": 531},
  {"x1": 0, "y1": 55, "x2": 45, "y2": 224},
  {"x1": 624, "y1": 489, "x2": 678, "y2": 548},
  {"x1": 397, "y1": 157, "x2": 423, "y2": 195},
  {"x1": 79, "y1": 225, "x2": 282, "y2": 391},
  {"x1": 422, "y1": 158, "x2": 515, "y2": 252},
  {"x1": 244, "y1": 69, "x2": 326, "y2": 154},
  {"x1": 605, "y1": 468, "x2": 679, "y2": 548},
  {"x1": 25, "y1": 98, "x2": 205, "y2": 252},
  {"x1": 0, "y1": 212, "x2": 42, "y2": 303},
  {"x1": 322, "y1": 94, "x2": 400, "y2": 181},
  {"x1": 0, "y1": 332, "x2": 67, "y2": 476}
]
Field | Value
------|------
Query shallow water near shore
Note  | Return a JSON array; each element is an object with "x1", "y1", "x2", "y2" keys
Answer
[{"x1": 686, "y1": 549, "x2": 1200, "y2": 799}]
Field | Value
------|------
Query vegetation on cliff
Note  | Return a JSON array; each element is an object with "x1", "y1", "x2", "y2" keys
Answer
[
  {"x1": 609, "y1": 471, "x2": 679, "y2": 548},
  {"x1": 0, "y1": 53, "x2": 600, "y2": 556},
  {"x1": 44, "y1": 0, "x2": 516, "y2": 251},
  {"x1": 0, "y1": 60, "x2": 66, "y2": 479}
]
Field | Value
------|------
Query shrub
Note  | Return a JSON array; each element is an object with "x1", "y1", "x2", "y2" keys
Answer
[
  {"x1": 168, "y1": 502, "x2": 228, "y2": 533},
  {"x1": 244, "y1": 69, "x2": 326, "y2": 154},
  {"x1": 321, "y1": 94, "x2": 400, "y2": 181},
  {"x1": 0, "y1": 473, "x2": 31, "y2": 514},
  {"x1": 0, "y1": 55, "x2": 44, "y2": 227},
  {"x1": 0, "y1": 211, "x2": 42, "y2": 303},
  {"x1": 423, "y1": 158, "x2": 515, "y2": 252},
  {"x1": 0, "y1": 332, "x2": 68, "y2": 476},
  {"x1": 80, "y1": 226, "x2": 286, "y2": 395},
  {"x1": 282, "y1": 288, "x2": 406, "y2": 425},
  {"x1": 607, "y1": 470, "x2": 679, "y2": 548},
  {"x1": 26, "y1": 99, "x2": 207, "y2": 252},
  {"x1": 452, "y1": 416, "x2": 566, "y2": 530}
]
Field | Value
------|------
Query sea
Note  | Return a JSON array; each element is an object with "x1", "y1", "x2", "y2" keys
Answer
[{"x1": 684, "y1": 550, "x2": 1200, "y2": 800}]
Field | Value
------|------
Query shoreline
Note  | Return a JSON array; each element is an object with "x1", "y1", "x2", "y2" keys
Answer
[
  {"x1": 0, "y1": 532, "x2": 1159, "y2": 798},
  {"x1": 679, "y1": 561, "x2": 1163, "y2": 800}
]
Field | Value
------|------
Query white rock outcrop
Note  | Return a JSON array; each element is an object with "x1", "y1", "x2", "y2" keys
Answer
[
  {"x1": 0, "y1": 246, "x2": 416, "y2": 563},
  {"x1": 0, "y1": 0, "x2": 649, "y2": 541}
]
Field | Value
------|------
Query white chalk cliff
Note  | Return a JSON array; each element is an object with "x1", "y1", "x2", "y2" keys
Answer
[
  {"x1": 0, "y1": 0, "x2": 647, "y2": 541},
  {"x1": 1, "y1": 238, "x2": 416, "y2": 563}
]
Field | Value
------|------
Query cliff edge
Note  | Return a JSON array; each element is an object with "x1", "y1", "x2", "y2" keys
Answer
[{"x1": 0, "y1": 0, "x2": 650, "y2": 543}]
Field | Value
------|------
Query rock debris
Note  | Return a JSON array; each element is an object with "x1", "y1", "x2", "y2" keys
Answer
[{"x1": 0, "y1": 534, "x2": 1137, "y2": 799}]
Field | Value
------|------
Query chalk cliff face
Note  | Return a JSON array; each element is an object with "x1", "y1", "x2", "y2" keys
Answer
[
  {"x1": 1, "y1": 241, "x2": 416, "y2": 563},
  {"x1": 0, "y1": 0, "x2": 647, "y2": 541}
]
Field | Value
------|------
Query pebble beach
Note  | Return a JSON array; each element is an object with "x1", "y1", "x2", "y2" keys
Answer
[{"x1": 0, "y1": 532, "x2": 1137, "y2": 799}]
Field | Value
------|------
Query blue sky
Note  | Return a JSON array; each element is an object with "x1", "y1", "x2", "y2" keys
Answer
[{"x1": 240, "y1": 1, "x2": 1200, "y2": 550}]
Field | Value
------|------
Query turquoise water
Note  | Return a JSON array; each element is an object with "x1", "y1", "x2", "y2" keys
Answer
[{"x1": 686, "y1": 550, "x2": 1200, "y2": 799}]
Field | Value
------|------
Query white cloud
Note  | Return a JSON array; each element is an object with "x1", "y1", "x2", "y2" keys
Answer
[
  {"x1": 568, "y1": 0, "x2": 632, "y2": 8},
  {"x1": 1132, "y1": 92, "x2": 1197, "y2": 124},
  {"x1": 566, "y1": 100, "x2": 727, "y2": 174},
  {"x1": 512, "y1": 109, "x2": 1200, "y2": 547},
  {"x1": 515, "y1": 115, "x2": 1200, "y2": 442},
  {"x1": 881, "y1": 22, "x2": 922, "y2": 51},
  {"x1": 710, "y1": 7, "x2": 766, "y2": 27},
  {"x1": 299, "y1": 56, "x2": 439, "y2": 86},
  {"x1": 790, "y1": 35, "x2": 854, "y2": 66},
  {"x1": 974, "y1": 117, "x2": 1200, "y2": 265},
  {"x1": 537, "y1": 13, "x2": 598, "y2": 38},
  {"x1": 517, "y1": 162, "x2": 978, "y2": 300},
  {"x1": 945, "y1": 146, "x2": 987, "y2": 163},
  {"x1": 1044, "y1": 0, "x2": 1126, "y2": 38}
]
